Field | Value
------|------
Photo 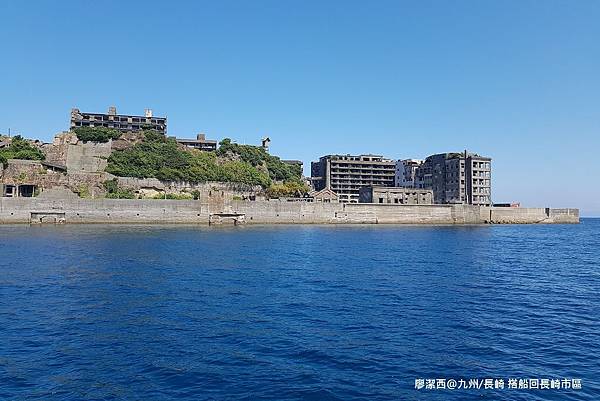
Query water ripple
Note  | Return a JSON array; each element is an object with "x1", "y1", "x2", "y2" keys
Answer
[{"x1": 0, "y1": 221, "x2": 599, "y2": 400}]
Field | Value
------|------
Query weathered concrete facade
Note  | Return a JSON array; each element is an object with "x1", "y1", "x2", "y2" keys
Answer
[
  {"x1": 0, "y1": 159, "x2": 110, "y2": 199},
  {"x1": 311, "y1": 154, "x2": 396, "y2": 203},
  {"x1": 70, "y1": 107, "x2": 167, "y2": 134},
  {"x1": 417, "y1": 151, "x2": 492, "y2": 206},
  {"x1": 359, "y1": 186, "x2": 434, "y2": 205},
  {"x1": 0, "y1": 197, "x2": 579, "y2": 225},
  {"x1": 174, "y1": 133, "x2": 217, "y2": 151}
]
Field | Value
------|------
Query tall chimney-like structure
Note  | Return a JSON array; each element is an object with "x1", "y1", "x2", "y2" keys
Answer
[{"x1": 261, "y1": 137, "x2": 271, "y2": 153}]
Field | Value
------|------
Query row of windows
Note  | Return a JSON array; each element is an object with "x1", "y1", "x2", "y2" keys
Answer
[
  {"x1": 81, "y1": 114, "x2": 166, "y2": 124},
  {"x1": 72, "y1": 122, "x2": 165, "y2": 131},
  {"x1": 473, "y1": 162, "x2": 491, "y2": 169}
]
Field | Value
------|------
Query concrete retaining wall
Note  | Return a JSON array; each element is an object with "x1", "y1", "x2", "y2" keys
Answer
[
  {"x1": 0, "y1": 197, "x2": 579, "y2": 225},
  {"x1": 480, "y1": 207, "x2": 579, "y2": 224}
]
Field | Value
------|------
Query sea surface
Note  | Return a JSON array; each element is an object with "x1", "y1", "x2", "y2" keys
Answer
[{"x1": 0, "y1": 220, "x2": 599, "y2": 401}]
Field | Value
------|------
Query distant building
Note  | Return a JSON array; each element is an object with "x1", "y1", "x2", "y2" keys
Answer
[
  {"x1": 418, "y1": 151, "x2": 492, "y2": 206},
  {"x1": 311, "y1": 154, "x2": 395, "y2": 203},
  {"x1": 359, "y1": 186, "x2": 433, "y2": 204},
  {"x1": 395, "y1": 159, "x2": 423, "y2": 187},
  {"x1": 175, "y1": 133, "x2": 217, "y2": 151},
  {"x1": 70, "y1": 106, "x2": 167, "y2": 134}
]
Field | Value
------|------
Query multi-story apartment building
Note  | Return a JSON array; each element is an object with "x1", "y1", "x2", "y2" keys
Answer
[
  {"x1": 417, "y1": 151, "x2": 491, "y2": 206},
  {"x1": 70, "y1": 106, "x2": 167, "y2": 134},
  {"x1": 311, "y1": 154, "x2": 395, "y2": 203},
  {"x1": 395, "y1": 159, "x2": 424, "y2": 187}
]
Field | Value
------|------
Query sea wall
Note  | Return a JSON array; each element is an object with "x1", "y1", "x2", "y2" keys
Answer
[
  {"x1": 0, "y1": 197, "x2": 579, "y2": 225},
  {"x1": 232, "y1": 202, "x2": 482, "y2": 224},
  {"x1": 480, "y1": 206, "x2": 579, "y2": 224}
]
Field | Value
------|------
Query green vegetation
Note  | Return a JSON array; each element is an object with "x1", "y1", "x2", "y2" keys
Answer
[
  {"x1": 106, "y1": 132, "x2": 281, "y2": 187},
  {"x1": 76, "y1": 185, "x2": 91, "y2": 199},
  {"x1": 16, "y1": 172, "x2": 28, "y2": 183},
  {"x1": 0, "y1": 135, "x2": 45, "y2": 167},
  {"x1": 103, "y1": 178, "x2": 136, "y2": 199},
  {"x1": 152, "y1": 193, "x2": 193, "y2": 200},
  {"x1": 216, "y1": 138, "x2": 302, "y2": 182},
  {"x1": 72, "y1": 127, "x2": 122, "y2": 143},
  {"x1": 105, "y1": 132, "x2": 306, "y2": 194},
  {"x1": 266, "y1": 180, "x2": 310, "y2": 198}
]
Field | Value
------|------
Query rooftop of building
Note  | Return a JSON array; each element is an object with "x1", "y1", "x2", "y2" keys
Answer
[
  {"x1": 397, "y1": 158, "x2": 424, "y2": 164},
  {"x1": 71, "y1": 106, "x2": 166, "y2": 119},
  {"x1": 174, "y1": 133, "x2": 218, "y2": 144},
  {"x1": 426, "y1": 152, "x2": 491, "y2": 161},
  {"x1": 318, "y1": 154, "x2": 394, "y2": 162}
]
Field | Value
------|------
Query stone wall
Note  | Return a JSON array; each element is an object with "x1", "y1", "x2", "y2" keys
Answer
[
  {"x1": 116, "y1": 178, "x2": 263, "y2": 201},
  {"x1": 0, "y1": 159, "x2": 110, "y2": 198},
  {"x1": 42, "y1": 132, "x2": 77, "y2": 165}
]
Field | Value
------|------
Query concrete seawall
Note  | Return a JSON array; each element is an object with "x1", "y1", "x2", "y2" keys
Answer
[{"x1": 0, "y1": 197, "x2": 579, "y2": 225}]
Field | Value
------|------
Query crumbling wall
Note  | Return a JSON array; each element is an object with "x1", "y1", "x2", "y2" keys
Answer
[
  {"x1": 1, "y1": 159, "x2": 110, "y2": 198},
  {"x1": 42, "y1": 132, "x2": 78, "y2": 165},
  {"x1": 66, "y1": 140, "x2": 112, "y2": 173}
]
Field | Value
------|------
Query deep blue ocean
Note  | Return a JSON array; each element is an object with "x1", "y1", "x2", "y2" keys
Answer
[{"x1": 0, "y1": 220, "x2": 599, "y2": 401}]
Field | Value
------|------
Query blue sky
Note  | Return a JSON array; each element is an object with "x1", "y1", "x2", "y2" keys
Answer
[{"x1": 1, "y1": 1, "x2": 599, "y2": 215}]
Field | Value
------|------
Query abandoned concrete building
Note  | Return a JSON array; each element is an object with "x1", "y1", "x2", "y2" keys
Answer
[
  {"x1": 174, "y1": 133, "x2": 218, "y2": 151},
  {"x1": 416, "y1": 151, "x2": 492, "y2": 206},
  {"x1": 70, "y1": 106, "x2": 167, "y2": 134},
  {"x1": 359, "y1": 186, "x2": 434, "y2": 205},
  {"x1": 311, "y1": 154, "x2": 395, "y2": 203},
  {"x1": 395, "y1": 159, "x2": 424, "y2": 188}
]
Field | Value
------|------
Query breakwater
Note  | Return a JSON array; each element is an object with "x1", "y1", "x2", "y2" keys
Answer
[{"x1": 0, "y1": 197, "x2": 579, "y2": 224}]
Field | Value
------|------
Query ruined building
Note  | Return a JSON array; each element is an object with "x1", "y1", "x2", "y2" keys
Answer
[
  {"x1": 417, "y1": 151, "x2": 492, "y2": 206},
  {"x1": 174, "y1": 133, "x2": 218, "y2": 151},
  {"x1": 395, "y1": 159, "x2": 424, "y2": 188},
  {"x1": 70, "y1": 106, "x2": 167, "y2": 134},
  {"x1": 358, "y1": 186, "x2": 434, "y2": 205},
  {"x1": 311, "y1": 154, "x2": 395, "y2": 203}
]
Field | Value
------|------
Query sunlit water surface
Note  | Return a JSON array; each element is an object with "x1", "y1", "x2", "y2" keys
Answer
[{"x1": 1, "y1": 220, "x2": 599, "y2": 400}]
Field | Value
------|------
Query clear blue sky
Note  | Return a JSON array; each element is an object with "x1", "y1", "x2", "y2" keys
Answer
[{"x1": 1, "y1": 1, "x2": 599, "y2": 215}]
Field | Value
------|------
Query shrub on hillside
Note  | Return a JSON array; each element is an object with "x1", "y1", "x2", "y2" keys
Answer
[
  {"x1": 216, "y1": 138, "x2": 302, "y2": 182},
  {"x1": 103, "y1": 178, "x2": 136, "y2": 199},
  {"x1": 73, "y1": 127, "x2": 122, "y2": 143},
  {"x1": 0, "y1": 135, "x2": 45, "y2": 166},
  {"x1": 266, "y1": 180, "x2": 310, "y2": 198},
  {"x1": 106, "y1": 132, "x2": 272, "y2": 187}
]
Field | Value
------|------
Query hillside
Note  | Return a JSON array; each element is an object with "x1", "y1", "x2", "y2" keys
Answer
[{"x1": 103, "y1": 130, "x2": 306, "y2": 193}]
